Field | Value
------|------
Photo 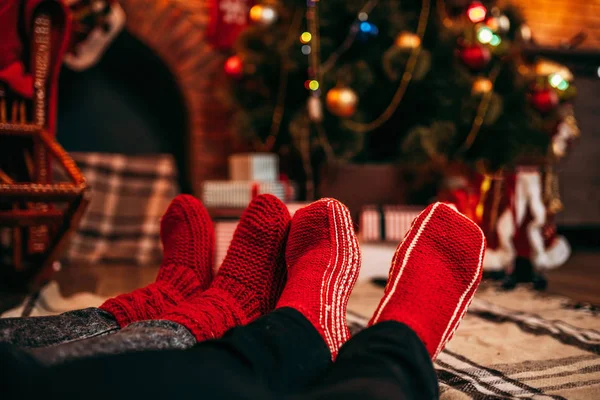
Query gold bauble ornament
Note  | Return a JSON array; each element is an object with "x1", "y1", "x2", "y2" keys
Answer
[
  {"x1": 249, "y1": 4, "x2": 277, "y2": 25},
  {"x1": 472, "y1": 77, "x2": 493, "y2": 94},
  {"x1": 395, "y1": 32, "x2": 421, "y2": 49},
  {"x1": 326, "y1": 87, "x2": 358, "y2": 118}
]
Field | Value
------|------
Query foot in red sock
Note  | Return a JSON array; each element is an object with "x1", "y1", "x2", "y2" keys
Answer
[
  {"x1": 276, "y1": 198, "x2": 361, "y2": 360},
  {"x1": 100, "y1": 194, "x2": 214, "y2": 327},
  {"x1": 160, "y1": 194, "x2": 291, "y2": 341},
  {"x1": 369, "y1": 202, "x2": 485, "y2": 360}
]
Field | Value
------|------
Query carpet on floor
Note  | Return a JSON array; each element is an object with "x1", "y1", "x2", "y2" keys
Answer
[{"x1": 1, "y1": 279, "x2": 598, "y2": 399}]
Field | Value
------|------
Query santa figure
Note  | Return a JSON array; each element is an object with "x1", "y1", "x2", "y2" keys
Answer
[{"x1": 442, "y1": 106, "x2": 579, "y2": 290}]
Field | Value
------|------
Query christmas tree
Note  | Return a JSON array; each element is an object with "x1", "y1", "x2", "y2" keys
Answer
[{"x1": 224, "y1": 0, "x2": 577, "y2": 192}]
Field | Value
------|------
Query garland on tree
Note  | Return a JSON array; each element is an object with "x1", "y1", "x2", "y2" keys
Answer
[{"x1": 222, "y1": 0, "x2": 578, "y2": 178}]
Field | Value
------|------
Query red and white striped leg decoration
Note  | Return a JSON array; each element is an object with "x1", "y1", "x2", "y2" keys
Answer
[
  {"x1": 277, "y1": 198, "x2": 361, "y2": 359},
  {"x1": 369, "y1": 202, "x2": 485, "y2": 360}
]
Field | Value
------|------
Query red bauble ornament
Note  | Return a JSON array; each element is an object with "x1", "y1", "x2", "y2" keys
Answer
[
  {"x1": 530, "y1": 88, "x2": 559, "y2": 113},
  {"x1": 224, "y1": 55, "x2": 243, "y2": 78},
  {"x1": 459, "y1": 44, "x2": 491, "y2": 70}
]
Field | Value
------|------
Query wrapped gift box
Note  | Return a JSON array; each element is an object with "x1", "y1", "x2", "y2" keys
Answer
[
  {"x1": 360, "y1": 205, "x2": 424, "y2": 243},
  {"x1": 213, "y1": 202, "x2": 309, "y2": 269},
  {"x1": 229, "y1": 153, "x2": 278, "y2": 182},
  {"x1": 202, "y1": 181, "x2": 296, "y2": 208}
]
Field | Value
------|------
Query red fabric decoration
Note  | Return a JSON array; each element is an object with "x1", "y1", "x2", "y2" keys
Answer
[
  {"x1": 0, "y1": 0, "x2": 72, "y2": 133},
  {"x1": 0, "y1": 0, "x2": 24, "y2": 73},
  {"x1": 207, "y1": 0, "x2": 254, "y2": 49},
  {"x1": 100, "y1": 195, "x2": 215, "y2": 327},
  {"x1": 0, "y1": 62, "x2": 33, "y2": 98},
  {"x1": 276, "y1": 198, "x2": 360, "y2": 360},
  {"x1": 160, "y1": 194, "x2": 290, "y2": 341},
  {"x1": 279, "y1": 173, "x2": 294, "y2": 202},
  {"x1": 369, "y1": 202, "x2": 485, "y2": 360}
]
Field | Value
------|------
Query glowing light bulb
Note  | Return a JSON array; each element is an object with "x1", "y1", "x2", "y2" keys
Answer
[
  {"x1": 249, "y1": 5, "x2": 263, "y2": 22},
  {"x1": 261, "y1": 7, "x2": 276, "y2": 23},
  {"x1": 467, "y1": 2, "x2": 487, "y2": 23},
  {"x1": 477, "y1": 27, "x2": 493, "y2": 44},
  {"x1": 300, "y1": 32, "x2": 312, "y2": 44},
  {"x1": 549, "y1": 73, "x2": 563, "y2": 88},
  {"x1": 224, "y1": 55, "x2": 243, "y2": 78},
  {"x1": 360, "y1": 22, "x2": 372, "y2": 33},
  {"x1": 358, "y1": 12, "x2": 368, "y2": 21},
  {"x1": 309, "y1": 80, "x2": 319, "y2": 91},
  {"x1": 557, "y1": 80, "x2": 569, "y2": 91},
  {"x1": 489, "y1": 34, "x2": 501, "y2": 46}
]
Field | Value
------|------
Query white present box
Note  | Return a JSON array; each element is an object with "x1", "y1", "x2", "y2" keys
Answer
[
  {"x1": 359, "y1": 205, "x2": 424, "y2": 243},
  {"x1": 202, "y1": 181, "x2": 296, "y2": 208},
  {"x1": 229, "y1": 153, "x2": 278, "y2": 182},
  {"x1": 213, "y1": 202, "x2": 309, "y2": 269}
]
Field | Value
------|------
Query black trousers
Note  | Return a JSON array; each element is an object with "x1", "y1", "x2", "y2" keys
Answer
[{"x1": 1, "y1": 308, "x2": 438, "y2": 399}]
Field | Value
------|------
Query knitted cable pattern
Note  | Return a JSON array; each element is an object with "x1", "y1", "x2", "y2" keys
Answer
[
  {"x1": 160, "y1": 194, "x2": 291, "y2": 341},
  {"x1": 100, "y1": 194, "x2": 215, "y2": 327}
]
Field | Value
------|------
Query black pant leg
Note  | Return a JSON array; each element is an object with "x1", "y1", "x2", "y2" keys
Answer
[
  {"x1": 0, "y1": 308, "x2": 331, "y2": 400},
  {"x1": 295, "y1": 322, "x2": 439, "y2": 400}
]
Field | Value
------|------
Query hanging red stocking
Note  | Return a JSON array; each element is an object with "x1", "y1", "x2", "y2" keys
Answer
[{"x1": 207, "y1": 0, "x2": 254, "y2": 49}]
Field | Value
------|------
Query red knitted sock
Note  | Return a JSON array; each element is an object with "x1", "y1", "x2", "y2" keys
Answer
[
  {"x1": 100, "y1": 195, "x2": 215, "y2": 327},
  {"x1": 369, "y1": 202, "x2": 485, "y2": 360},
  {"x1": 160, "y1": 194, "x2": 290, "y2": 341},
  {"x1": 276, "y1": 198, "x2": 361, "y2": 360}
]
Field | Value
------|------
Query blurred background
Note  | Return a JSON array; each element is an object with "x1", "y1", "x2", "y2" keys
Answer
[
  {"x1": 1, "y1": 1, "x2": 599, "y2": 397},
  {"x1": 0, "y1": 0, "x2": 598, "y2": 310}
]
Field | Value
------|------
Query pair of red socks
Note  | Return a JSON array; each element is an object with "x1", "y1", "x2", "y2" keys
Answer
[
  {"x1": 276, "y1": 200, "x2": 484, "y2": 360},
  {"x1": 101, "y1": 193, "x2": 291, "y2": 342},
  {"x1": 101, "y1": 195, "x2": 484, "y2": 361}
]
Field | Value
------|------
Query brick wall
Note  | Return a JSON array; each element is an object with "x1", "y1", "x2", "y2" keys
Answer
[
  {"x1": 512, "y1": 0, "x2": 600, "y2": 49},
  {"x1": 120, "y1": 0, "x2": 237, "y2": 196}
]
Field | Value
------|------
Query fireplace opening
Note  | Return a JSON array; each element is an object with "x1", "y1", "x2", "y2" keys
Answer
[{"x1": 57, "y1": 30, "x2": 191, "y2": 193}]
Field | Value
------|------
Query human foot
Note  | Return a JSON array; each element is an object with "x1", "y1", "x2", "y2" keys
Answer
[
  {"x1": 160, "y1": 194, "x2": 291, "y2": 341},
  {"x1": 100, "y1": 194, "x2": 215, "y2": 327},
  {"x1": 369, "y1": 202, "x2": 485, "y2": 360},
  {"x1": 276, "y1": 198, "x2": 361, "y2": 359}
]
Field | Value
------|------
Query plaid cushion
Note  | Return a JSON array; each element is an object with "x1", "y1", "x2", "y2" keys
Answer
[{"x1": 60, "y1": 152, "x2": 178, "y2": 265}]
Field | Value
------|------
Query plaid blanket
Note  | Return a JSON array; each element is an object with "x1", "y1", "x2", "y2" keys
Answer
[
  {"x1": 59, "y1": 153, "x2": 178, "y2": 265},
  {"x1": 348, "y1": 282, "x2": 600, "y2": 399}
]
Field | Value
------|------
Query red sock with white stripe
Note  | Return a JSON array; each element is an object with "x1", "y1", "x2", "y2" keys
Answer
[
  {"x1": 369, "y1": 202, "x2": 485, "y2": 360},
  {"x1": 159, "y1": 194, "x2": 291, "y2": 341},
  {"x1": 100, "y1": 194, "x2": 214, "y2": 327},
  {"x1": 276, "y1": 198, "x2": 361, "y2": 360}
]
